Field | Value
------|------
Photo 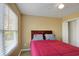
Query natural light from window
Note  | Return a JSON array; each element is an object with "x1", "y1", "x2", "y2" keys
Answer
[{"x1": 0, "y1": 4, "x2": 18, "y2": 56}]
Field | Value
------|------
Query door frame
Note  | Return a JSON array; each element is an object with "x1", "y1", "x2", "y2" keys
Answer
[{"x1": 62, "y1": 17, "x2": 79, "y2": 43}]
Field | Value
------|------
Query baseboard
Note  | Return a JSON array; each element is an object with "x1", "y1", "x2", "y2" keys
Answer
[
  {"x1": 18, "y1": 48, "x2": 30, "y2": 56},
  {"x1": 18, "y1": 49, "x2": 22, "y2": 56},
  {"x1": 21, "y1": 48, "x2": 31, "y2": 51}
]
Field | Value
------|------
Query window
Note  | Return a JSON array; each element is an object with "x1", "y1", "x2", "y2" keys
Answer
[
  {"x1": 0, "y1": 4, "x2": 18, "y2": 55},
  {"x1": 0, "y1": 4, "x2": 5, "y2": 56}
]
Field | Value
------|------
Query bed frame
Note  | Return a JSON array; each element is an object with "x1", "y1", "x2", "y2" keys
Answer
[{"x1": 31, "y1": 30, "x2": 53, "y2": 40}]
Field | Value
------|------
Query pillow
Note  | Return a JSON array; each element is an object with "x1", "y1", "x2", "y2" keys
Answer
[
  {"x1": 33, "y1": 34, "x2": 43, "y2": 40},
  {"x1": 45, "y1": 34, "x2": 56, "y2": 40}
]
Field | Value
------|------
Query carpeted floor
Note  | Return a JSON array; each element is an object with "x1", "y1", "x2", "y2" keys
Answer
[{"x1": 20, "y1": 51, "x2": 31, "y2": 56}]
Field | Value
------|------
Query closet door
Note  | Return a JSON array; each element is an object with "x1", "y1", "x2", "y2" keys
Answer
[
  {"x1": 69, "y1": 20, "x2": 77, "y2": 46},
  {"x1": 76, "y1": 19, "x2": 79, "y2": 47},
  {"x1": 63, "y1": 18, "x2": 79, "y2": 47}
]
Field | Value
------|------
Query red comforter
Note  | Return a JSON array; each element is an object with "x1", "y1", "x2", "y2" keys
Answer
[{"x1": 30, "y1": 40, "x2": 79, "y2": 56}]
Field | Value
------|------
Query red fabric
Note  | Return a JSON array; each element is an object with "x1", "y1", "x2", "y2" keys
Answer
[{"x1": 30, "y1": 40, "x2": 79, "y2": 56}]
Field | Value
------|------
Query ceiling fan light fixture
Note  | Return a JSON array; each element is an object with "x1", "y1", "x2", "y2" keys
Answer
[{"x1": 58, "y1": 3, "x2": 64, "y2": 9}]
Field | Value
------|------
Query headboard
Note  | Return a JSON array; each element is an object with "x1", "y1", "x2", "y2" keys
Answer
[{"x1": 31, "y1": 30, "x2": 53, "y2": 40}]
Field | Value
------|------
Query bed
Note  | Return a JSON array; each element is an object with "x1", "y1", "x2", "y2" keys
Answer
[{"x1": 30, "y1": 30, "x2": 79, "y2": 56}]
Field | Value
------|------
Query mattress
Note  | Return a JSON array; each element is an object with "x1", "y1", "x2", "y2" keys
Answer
[{"x1": 30, "y1": 40, "x2": 79, "y2": 56}]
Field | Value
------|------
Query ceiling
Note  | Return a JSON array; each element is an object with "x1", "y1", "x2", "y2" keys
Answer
[{"x1": 17, "y1": 3, "x2": 79, "y2": 17}]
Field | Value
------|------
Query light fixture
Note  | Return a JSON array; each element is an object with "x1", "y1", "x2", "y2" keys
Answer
[{"x1": 58, "y1": 3, "x2": 64, "y2": 9}]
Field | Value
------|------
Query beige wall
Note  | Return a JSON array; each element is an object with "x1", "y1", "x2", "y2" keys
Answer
[
  {"x1": 63, "y1": 12, "x2": 79, "y2": 21},
  {"x1": 7, "y1": 4, "x2": 22, "y2": 56},
  {"x1": 22, "y1": 15, "x2": 62, "y2": 48}
]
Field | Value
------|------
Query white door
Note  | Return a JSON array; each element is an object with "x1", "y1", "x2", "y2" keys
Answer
[
  {"x1": 76, "y1": 19, "x2": 79, "y2": 47},
  {"x1": 69, "y1": 20, "x2": 77, "y2": 46}
]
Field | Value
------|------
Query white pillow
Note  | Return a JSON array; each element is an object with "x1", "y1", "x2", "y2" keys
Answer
[
  {"x1": 33, "y1": 34, "x2": 43, "y2": 40},
  {"x1": 45, "y1": 34, "x2": 56, "y2": 40}
]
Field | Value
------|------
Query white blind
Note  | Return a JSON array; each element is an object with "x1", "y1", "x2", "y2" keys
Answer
[
  {"x1": 0, "y1": 4, "x2": 18, "y2": 56},
  {"x1": 0, "y1": 4, "x2": 5, "y2": 55}
]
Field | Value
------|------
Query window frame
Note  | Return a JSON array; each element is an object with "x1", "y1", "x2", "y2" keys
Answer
[{"x1": 0, "y1": 4, "x2": 19, "y2": 56}]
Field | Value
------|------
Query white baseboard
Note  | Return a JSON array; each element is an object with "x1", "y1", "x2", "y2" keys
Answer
[
  {"x1": 22, "y1": 48, "x2": 30, "y2": 51},
  {"x1": 18, "y1": 49, "x2": 22, "y2": 56},
  {"x1": 18, "y1": 48, "x2": 30, "y2": 56}
]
